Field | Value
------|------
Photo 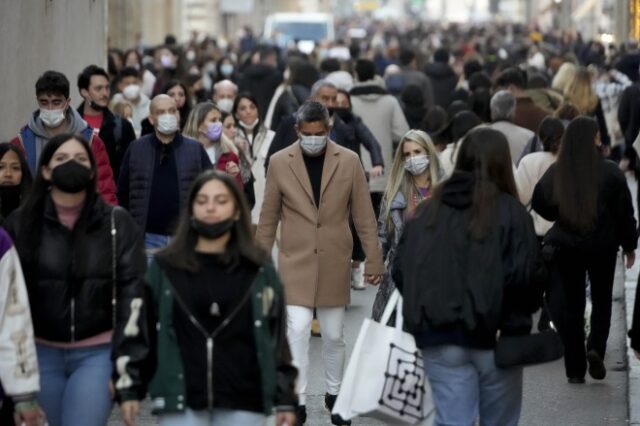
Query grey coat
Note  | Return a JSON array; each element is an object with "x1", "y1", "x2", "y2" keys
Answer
[{"x1": 372, "y1": 191, "x2": 407, "y2": 321}]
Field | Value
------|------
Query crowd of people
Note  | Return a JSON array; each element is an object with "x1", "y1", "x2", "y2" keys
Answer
[{"x1": 2, "y1": 20, "x2": 640, "y2": 426}]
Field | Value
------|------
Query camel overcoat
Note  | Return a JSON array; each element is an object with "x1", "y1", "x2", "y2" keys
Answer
[{"x1": 256, "y1": 141, "x2": 385, "y2": 307}]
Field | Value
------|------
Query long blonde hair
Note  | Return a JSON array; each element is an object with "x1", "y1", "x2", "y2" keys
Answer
[
  {"x1": 563, "y1": 68, "x2": 598, "y2": 114},
  {"x1": 183, "y1": 102, "x2": 238, "y2": 155},
  {"x1": 552, "y1": 62, "x2": 577, "y2": 93},
  {"x1": 381, "y1": 129, "x2": 441, "y2": 232}
]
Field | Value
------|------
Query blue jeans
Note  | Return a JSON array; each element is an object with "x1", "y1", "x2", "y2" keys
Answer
[
  {"x1": 36, "y1": 343, "x2": 113, "y2": 426},
  {"x1": 145, "y1": 232, "x2": 171, "y2": 265},
  {"x1": 422, "y1": 345, "x2": 523, "y2": 426},
  {"x1": 160, "y1": 408, "x2": 266, "y2": 426}
]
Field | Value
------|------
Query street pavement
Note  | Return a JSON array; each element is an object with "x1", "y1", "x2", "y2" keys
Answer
[{"x1": 109, "y1": 274, "x2": 632, "y2": 425}]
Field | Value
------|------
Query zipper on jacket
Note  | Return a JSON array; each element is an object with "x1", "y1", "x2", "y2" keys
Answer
[
  {"x1": 169, "y1": 268, "x2": 261, "y2": 412},
  {"x1": 70, "y1": 298, "x2": 76, "y2": 342},
  {"x1": 207, "y1": 337, "x2": 214, "y2": 411}
]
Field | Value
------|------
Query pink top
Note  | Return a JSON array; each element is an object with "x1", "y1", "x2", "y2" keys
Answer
[
  {"x1": 54, "y1": 199, "x2": 84, "y2": 229},
  {"x1": 41, "y1": 199, "x2": 112, "y2": 348}
]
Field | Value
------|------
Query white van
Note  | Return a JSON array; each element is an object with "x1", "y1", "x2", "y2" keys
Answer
[{"x1": 263, "y1": 13, "x2": 335, "y2": 53}]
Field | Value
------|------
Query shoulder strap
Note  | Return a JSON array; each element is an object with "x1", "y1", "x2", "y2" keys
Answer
[
  {"x1": 113, "y1": 115, "x2": 123, "y2": 144},
  {"x1": 19, "y1": 128, "x2": 37, "y2": 174},
  {"x1": 111, "y1": 206, "x2": 124, "y2": 329}
]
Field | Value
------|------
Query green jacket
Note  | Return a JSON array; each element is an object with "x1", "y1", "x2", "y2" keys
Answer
[{"x1": 145, "y1": 259, "x2": 297, "y2": 415}]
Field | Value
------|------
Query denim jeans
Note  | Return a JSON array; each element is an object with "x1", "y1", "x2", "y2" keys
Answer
[
  {"x1": 36, "y1": 343, "x2": 113, "y2": 426},
  {"x1": 144, "y1": 232, "x2": 171, "y2": 265},
  {"x1": 160, "y1": 408, "x2": 266, "y2": 426},
  {"x1": 422, "y1": 345, "x2": 523, "y2": 426}
]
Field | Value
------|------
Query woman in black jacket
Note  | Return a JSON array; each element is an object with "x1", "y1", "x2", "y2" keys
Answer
[
  {"x1": 532, "y1": 116, "x2": 637, "y2": 383},
  {"x1": 4, "y1": 133, "x2": 148, "y2": 426},
  {"x1": 393, "y1": 128, "x2": 542, "y2": 426}
]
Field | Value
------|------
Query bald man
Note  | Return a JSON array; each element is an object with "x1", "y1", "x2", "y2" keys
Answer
[
  {"x1": 118, "y1": 94, "x2": 212, "y2": 262},
  {"x1": 212, "y1": 79, "x2": 238, "y2": 113}
]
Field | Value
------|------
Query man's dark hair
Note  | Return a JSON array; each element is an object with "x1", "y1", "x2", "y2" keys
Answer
[
  {"x1": 463, "y1": 60, "x2": 483, "y2": 79},
  {"x1": 355, "y1": 59, "x2": 376, "y2": 82},
  {"x1": 77, "y1": 65, "x2": 110, "y2": 91},
  {"x1": 117, "y1": 67, "x2": 141, "y2": 81},
  {"x1": 527, "y1": 73, "x2": 550, "y2": 89},
  {"x1": 35, "y1": 71, "x2": 70, "y2": 98},
  {"x1": 399, "y1": 49, "x2": 416, "y2": 66},
  {"x1": 495, "y1": 67, "x2": 526, "y2": 90},
  {"x1": 320, "y1": 58, "x2": 341, "y2": 74},
  {"x1": 296, "y1": 100, "x2": 330, "y2": 127},
  {"x1": 433, "y1": 48, "x2": 450, "y2": 64}
]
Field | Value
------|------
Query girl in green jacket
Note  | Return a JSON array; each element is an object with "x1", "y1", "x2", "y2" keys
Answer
[{"x1": 145, "y1": 170, "x2": 297, "y2": 426}]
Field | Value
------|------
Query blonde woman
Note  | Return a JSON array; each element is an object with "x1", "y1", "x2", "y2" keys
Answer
[
  {"x1": 183, "y1": 102, "x2": 243, "y2": 188},
  {"x1": 563, "y1": 67, "x2": 611, "y2": 147},
  {"x1": 551, "y1": 62, "x2": 577, "y2": 94},
  {"x1": 372, "y1": 129, "x2": 443, "y2": 320}
]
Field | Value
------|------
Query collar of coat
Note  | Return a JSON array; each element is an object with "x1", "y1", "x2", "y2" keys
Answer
[
  {"x1": 349, "y1": 84, "x2": 389, "y2": 96},
  {"x1": 286, "y1": 141, "x2": 342, "y2": 208}
]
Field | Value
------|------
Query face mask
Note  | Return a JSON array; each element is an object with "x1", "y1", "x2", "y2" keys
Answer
[
  {"x1": 217, "y1": 98, "x2": 234, "y2": 113},
  {"x1": 40, "y1": 107, "x2": 66, "y2": 128},
  {"x1": 122, "y1": 84, "x2": 141, "y2": 101},
  {"x1": 239, "y1": 118, "x2": 259, "y2": 131},
  {"x1": 205, "y1": 122, "x2": 223, "y2": 141},
  {"x1": 300, "y1": 135, "x2": 327, "y2": 156},
  {"x1": 89, "y1": 99, "x2": 107, "y2": 112},
  {"x1": 50, "y1": 160, "x2": 92, "y2": 193},
  {"x1": 0, "y1": 185, "x2": 22, "y2": 218},
  {"x1": 220, "y1": 64, "x2": 234, "y2": 76},
  {"x1": 190, "y1": 217, "x2": 235, "y2": 240},
  {"x1": 156, "y1": 114, "x2": 178, "y2": 135},
  {"x1": 186, "y1": 50, "x2": 196, "y2": 62},
  {"x1": 161, "y1": 53, "x2": 175, "y2": 69},
  {"x1": 404, "y1": 154, "x2": 430, "y2": 176}
]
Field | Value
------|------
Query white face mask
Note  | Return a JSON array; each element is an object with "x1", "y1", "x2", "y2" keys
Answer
[
  {"x1": 300, "y1": 135, "x2": 327, "y2": 156},
  {"x1": 122, "y1": 84, "x2": 141, "y2": 101},
  {"x1": 404, "y1": 154, "x2": 430, "y2": 176},
  {"x1": 156, "y1": 113, "x2": 178, "y2": 135},
  {"x1": 239, "y1": 118, "x2": 259, "y2": 131},
  {"x1": 217, "y1": 98, "x2": 234, "y2": 113},
  {"x1": 40, "y1": 107, "x2": 66, "y2": 128}
]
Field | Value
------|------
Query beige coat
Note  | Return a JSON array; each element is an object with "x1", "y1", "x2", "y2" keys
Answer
[{"x1": 256, "y1": 141, "x2": 385, "y2": 307}]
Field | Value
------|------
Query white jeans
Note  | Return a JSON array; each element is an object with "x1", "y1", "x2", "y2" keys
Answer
[{"x1": 286, "y1": 305, "x2": 346, "y2": 405}]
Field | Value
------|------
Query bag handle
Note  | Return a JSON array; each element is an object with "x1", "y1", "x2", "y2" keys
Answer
[{"x1": 379, "y1": 289, "x2": 404, "y2": 330}]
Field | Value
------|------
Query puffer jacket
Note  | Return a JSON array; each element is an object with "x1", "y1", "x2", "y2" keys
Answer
[
  {"x1": 393, "y1": 172, "x2": 543, "y2": 348},
  {"x1": 4, "y1": 195, "x2": 149, "y2": 402}
]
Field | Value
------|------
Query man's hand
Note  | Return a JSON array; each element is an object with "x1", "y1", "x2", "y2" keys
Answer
[
  {"x1": 365, "y1": 274, "x2": 383, "y2": 285},
  {"x1": 369, "y1": 166, "x2": 384, "y2": 178},
  {"x1": 276, "y1": 411, "x2": 296, "y2": 426},
  {"x1": 121, "y1": 400, "x2": 140, "y2": 426},
  {"x1": 625, "y1": 251, "x2": 636, "y2": 269},
  {"x1": 13, "y1": 401, "x2": 45, "y2": 426}
]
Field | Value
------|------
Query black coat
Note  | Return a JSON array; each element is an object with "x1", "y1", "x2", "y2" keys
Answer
[
  {"x1": 78, "y1": 103, "x2": 136, "y2": 180},
  {"x1": 265, "y1": 113, "x2": 384, "y2": 170},
  {"x1": 393, "y1": 172, "x2": 542, "y2": 348},
  {"x1": 5, "y1": 195, "x2": 149, "y2": 401},
  {"x1": 618, "y1": 83, "x2": 640, "y2": 146},
  {"x1": 423, "y1": 62, "x2": 459, "y2": 109},
  {"x1": 238, "y1": 64, "x2": 283, "y2": 122},
  {"x1": 532, "y1": 160, "x2": 637, "y2": 253}
]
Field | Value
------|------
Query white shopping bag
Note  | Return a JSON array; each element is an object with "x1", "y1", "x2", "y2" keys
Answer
[{"x1": 333, "y1": 290, "x2": 434, "y2": 424}]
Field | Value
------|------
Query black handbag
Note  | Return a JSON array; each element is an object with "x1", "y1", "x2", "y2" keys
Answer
[{"x1": 495, "y1": 305, "x2": 564, "y2": 369}]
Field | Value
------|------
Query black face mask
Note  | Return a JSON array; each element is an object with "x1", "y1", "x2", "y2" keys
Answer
[
  {"x1": 0, "y1": 185, "x2": 22, "y2": 218},
  {"x1": 89, "y1": 99, "x2": 108, "y2": 112},
  {"x1": 50, "y1": 161, "x2": 93, "y2": 193},
  {"x1": 328, "y1": 107, "x2": 352, "y2": 123},
  {"x1": 190, "y1": 217, "x2": 236, "y2": 240}
]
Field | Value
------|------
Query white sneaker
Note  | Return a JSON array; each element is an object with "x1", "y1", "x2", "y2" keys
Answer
[{"x1": 351, "y1": 263, "x2": 366, "y2": 290}]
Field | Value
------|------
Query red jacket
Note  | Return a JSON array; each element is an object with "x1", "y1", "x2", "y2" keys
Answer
[
  {"x1": 10, "y1": 131, "x2": 118, "y2": 205},
  {"x1": 216, "y1": 152, "x2": 244, "y2": 189}
]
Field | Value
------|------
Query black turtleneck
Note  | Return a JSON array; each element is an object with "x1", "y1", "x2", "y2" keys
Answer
[{"x1": 303, "y1": 152, "x2": 325, "y2": 207}]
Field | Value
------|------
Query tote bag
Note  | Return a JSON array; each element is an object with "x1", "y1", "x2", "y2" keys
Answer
[{"x1": 332, "y1": 290, "x2": 434, "y2": 424}]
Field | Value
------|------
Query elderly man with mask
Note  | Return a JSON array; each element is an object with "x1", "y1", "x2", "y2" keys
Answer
[
  {"x1": 118, "y1": 94, "x2": 212, "y2": 262},
  {"x1": 257, "y1": 101, "x2": 384, "y2": 426},
  {"x1": 212, "y1": 79, "x2": 238, "y2": 113}
]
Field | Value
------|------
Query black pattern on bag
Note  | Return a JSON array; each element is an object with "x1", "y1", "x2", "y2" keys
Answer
[{"x1": 379, "y1": 343, "x2": 427, "y2": 420}]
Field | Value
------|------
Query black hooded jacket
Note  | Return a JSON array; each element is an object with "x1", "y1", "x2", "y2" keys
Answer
[
  {"x1": 238, "y1": 64, "x2": 283, "y2": 121},
  {"x1": 393, "y1": 172, "x2": 543, "y2": 348},
  {"x1": 423, "y1": 62, "x2": 459, "y2": 108}
]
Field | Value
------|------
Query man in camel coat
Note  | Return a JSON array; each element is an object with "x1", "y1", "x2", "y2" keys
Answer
[{"x1": 257, "y1": 101, "x2": 384, "y2": 425}]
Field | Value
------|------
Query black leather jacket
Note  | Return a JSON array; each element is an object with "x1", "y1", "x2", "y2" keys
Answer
[{"x1": 5, "y1": 195, "x2": 149, "y2": 401}]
